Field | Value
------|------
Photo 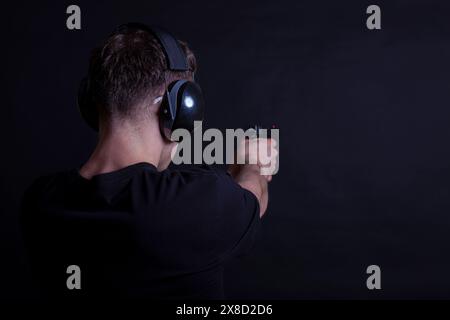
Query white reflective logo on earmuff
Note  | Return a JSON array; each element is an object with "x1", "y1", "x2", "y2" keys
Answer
[{"x1": 184, "y1": 96, "x2": 194, "y2": 108}]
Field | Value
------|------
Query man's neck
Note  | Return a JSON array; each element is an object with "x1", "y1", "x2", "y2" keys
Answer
[{"x1": 79, "y1": 123, "x2": 164, "y2": 179}]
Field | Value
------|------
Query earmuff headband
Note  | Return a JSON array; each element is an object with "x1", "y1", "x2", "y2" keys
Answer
[{"x1": 116, "y1": 23, "x2": 189, "y2": 71}]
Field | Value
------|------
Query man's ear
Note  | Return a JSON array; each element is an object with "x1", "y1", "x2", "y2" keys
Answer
[{"x1": 146, "y1": 97, "x2": 162, "y2": 116}]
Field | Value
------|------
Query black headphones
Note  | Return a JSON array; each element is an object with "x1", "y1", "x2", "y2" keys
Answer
[{"x1": 77, "y1": 22, "x2": 205, "y2": 141}]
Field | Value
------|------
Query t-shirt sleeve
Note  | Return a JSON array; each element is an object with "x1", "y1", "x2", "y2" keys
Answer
[{"x1": 213, "y1": 169, "x2": 261, "y2": 260}]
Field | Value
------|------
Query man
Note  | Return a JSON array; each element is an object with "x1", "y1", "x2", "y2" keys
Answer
[{"x1": 21, "y1": 24, "x2": 276, "y2": 299}]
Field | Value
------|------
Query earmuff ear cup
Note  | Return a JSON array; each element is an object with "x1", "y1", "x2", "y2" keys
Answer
[
  {"x1": 172, "y1": 81, "x2": 204, "y2": 131},
  {"x1": 159, "y1": 90, "x2": 176, "y2": 140},
  {"x1": 159, "y1": 80, "x2": 205, "y2": 141},
  {"x1": 78, "y1": 77, "x2": 99, "y2": 131}
]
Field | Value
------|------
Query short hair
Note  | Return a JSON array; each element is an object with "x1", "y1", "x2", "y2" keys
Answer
[{"x1": 88, "y1": 27, "x2": 197, "y2": 123}]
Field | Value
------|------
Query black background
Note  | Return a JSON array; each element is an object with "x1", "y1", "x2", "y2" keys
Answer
[{"x1": 2, "y1": 0, "x2": 450, "y2": 299}]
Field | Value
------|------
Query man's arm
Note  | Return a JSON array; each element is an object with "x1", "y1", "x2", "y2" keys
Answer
[
  {"x1": 228, "y1": 164, "x2": 269, "y2": 217},
  {"x1": 228, "y1": 138, "x2": 277, "y2": 217}
]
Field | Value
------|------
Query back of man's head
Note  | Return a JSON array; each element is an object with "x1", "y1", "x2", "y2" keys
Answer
[{"x1": 88, "y1": 26, "x2": 197, "y2": 126}]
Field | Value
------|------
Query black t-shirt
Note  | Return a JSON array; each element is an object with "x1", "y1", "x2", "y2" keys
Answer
[{"x1": 20, "y1": 162, "x2": 260, "y2": 299}]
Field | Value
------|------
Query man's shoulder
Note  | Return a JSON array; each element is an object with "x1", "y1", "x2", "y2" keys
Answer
[
  {"x1": 164, "y1": 164, "x2": 231, "y2": 184},
  {"x1": 23, "y1": 169, "x2": 77, "y2": 204},
  {"x1": 31, "y1": 168, "x2": 76, "y2": 187},
  {"x1": 167, "y1": 164, "x2": 224, "y2": 176},
  {"x1": 147, "y1": 164, "x2": 249, "y2": 208}
]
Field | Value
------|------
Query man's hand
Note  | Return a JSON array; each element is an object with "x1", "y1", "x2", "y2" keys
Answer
[{"x1": 228, "y1": 138, "x2": 278, "y2": 217}]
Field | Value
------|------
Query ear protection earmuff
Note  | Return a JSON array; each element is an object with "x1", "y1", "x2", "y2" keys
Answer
[{"x1": 77, "y1": 22, "x2": 205, "y2": 141}]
